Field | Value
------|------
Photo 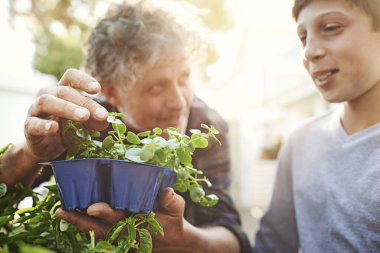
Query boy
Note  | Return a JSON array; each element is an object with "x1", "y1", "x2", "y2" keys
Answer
[{"x1": 253, "y1": 0, "x2": 380, "y2": 252}]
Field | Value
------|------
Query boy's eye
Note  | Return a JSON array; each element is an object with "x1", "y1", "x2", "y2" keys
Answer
[
  {"x1": 298, "y1": 34, "x2": 307, "y2": 46},
  {"x1": 323, "y1": 23, "x2": 342, "y2": 33}
]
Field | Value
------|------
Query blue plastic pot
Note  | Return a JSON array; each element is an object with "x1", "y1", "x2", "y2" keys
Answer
[
  {"x1": 50, "y1": 159, "x2": 108, "y2": 210},
  {"x1": 110, "y1": 160, "x2": 168, "y2": 213},
  {"x1": 50, "y1": 158, "x2": 176, "y2": 213}
]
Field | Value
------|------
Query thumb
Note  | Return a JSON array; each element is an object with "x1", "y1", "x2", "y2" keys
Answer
[{"x1": 158, "y1": 187, "x2": 185, "y2": 217}]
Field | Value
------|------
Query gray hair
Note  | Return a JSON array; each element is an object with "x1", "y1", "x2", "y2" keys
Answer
[{"x1": 84, "y1": 0, "x2": 209, "y2": 89}]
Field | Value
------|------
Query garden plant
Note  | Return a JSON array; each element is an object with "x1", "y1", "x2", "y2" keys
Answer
[{"x1": 0, "y1": 113, "x2": 220, "y2": 253}]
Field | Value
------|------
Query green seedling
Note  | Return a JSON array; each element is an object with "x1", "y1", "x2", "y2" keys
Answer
[{"x1": 0, "y1": 113, "x2": 221, "y2": 253}]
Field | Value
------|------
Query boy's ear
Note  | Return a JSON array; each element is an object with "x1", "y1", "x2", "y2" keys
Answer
[{"x1": 102, "y1": 84, "x2": 120, "y2": 107}]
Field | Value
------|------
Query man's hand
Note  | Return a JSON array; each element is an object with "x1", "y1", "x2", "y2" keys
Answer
[
  {"x1": 55, "y1": 188, "x2": 240, "y2": 253},
  {"x1": 55, "y1": 202, "x2": 125, "y2": 239},
  {"x1": 25, "y1": 68, "x2": 109, "y2": 161},
  {"x1": 55, "y1": 188, "x2": 192, "y2": 247}
]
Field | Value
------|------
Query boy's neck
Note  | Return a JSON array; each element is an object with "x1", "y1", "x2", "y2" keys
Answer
[{"x1": 341, "y1": 83, "x2": 380, "y2": 135}]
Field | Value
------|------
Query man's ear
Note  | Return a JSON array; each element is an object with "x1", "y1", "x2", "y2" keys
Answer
[{"x1": 102, "y1": 84, "x2": 120, "y2": 107}]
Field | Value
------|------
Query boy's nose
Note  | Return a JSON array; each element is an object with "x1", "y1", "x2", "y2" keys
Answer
[{"x1": 303, "y1": 38, "x2": 326, "y2": 62}]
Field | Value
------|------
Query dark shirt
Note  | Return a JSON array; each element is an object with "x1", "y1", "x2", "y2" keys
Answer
[{"x1": 36, "y1": 96, "x2": 250, "y2": 253}]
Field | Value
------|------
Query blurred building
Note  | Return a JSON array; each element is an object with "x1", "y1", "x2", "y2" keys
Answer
[
  {"x1": 0, "y1": 0, "x2": 56, "y2": 145},
  {"x1": 192, "y1": 0, "x2": 331, "y2": 239}
]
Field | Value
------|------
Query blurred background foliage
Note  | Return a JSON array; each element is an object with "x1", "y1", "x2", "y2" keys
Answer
[{"x1": 8, "y1": 0, "x2": 234, "y2": 81}]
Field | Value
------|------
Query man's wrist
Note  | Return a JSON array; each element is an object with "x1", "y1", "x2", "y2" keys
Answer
[{"x1": 0, "y1": 142, "x2": 42, "y2": 187}]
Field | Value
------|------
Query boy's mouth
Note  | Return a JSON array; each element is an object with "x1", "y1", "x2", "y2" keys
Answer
[{"x1": 312, "y1": 69, "x2": 339, "y2": 84}]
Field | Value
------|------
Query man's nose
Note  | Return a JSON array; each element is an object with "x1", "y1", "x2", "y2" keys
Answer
[{"x1": 166, "y1": 85, "x2": 187, "y2": 109}]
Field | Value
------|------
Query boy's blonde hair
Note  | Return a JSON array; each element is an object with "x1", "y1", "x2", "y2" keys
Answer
[{"x1": 292, "y1": 0, "x2": 380, "y2": 29}]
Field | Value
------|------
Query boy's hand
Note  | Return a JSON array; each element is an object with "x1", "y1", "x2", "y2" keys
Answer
[{"x1": 24, "y1": 68, "x2": 109, "y2": 161}]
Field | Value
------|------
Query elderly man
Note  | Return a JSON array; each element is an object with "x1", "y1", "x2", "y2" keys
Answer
[{"x1": 0, "y1": 1, "x2": 250, "y2": 252}]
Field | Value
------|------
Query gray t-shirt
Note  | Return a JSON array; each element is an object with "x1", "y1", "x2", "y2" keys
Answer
[{"x1": 253, "y1": 109, "x2": 380, "y2": 253}]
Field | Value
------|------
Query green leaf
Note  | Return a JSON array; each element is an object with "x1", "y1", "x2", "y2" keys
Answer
[
  {"x1": 28, "y1": 211, "x2": 50, "y2": 224},
  {"x1": 76, "y1": 129, "x2": 89, "y2": 140},
  {"x1": 19, "y1": 244, "x2": 55, "y2": 253},
  {"x1": 153, "y1": 137, "x2": 167, "y2": 148},
  {"x1": 138, "y1": 228, "x2": 152, "y2": 253},
  {"x1": 102, "y1": 136, "x2": 115, "y2": 151},
  {"x1": 108, "y1": 221, "x2": 126, "y2": 243},
  {"x1": 177, "y1": 169, "x2": 188, "y2": 180},
  {"x1": 0, "y1": 215, "x2": 10, "y2": 227},
  {"x1": 168, "y1": 139, "x2": 180, "y2": 149},
  {"x1": 59, "y1": 219, "x2": 69, "y2": 231},
  {"x1": 95, "y1": 241, "x2": 116, "y2": 251},
  {"x1": 107, "y1": 115, "x2": 124, "y2": 124},
  {"x1": 172, "y1": 182, "x2": 187, "y2": 192},
  {"x1": 153, "y1": 128, "x2": 162, "y2": 135},
  {"x1": 0, "y1": 143, "x2": 12, "y2": 156},
  {"x1": 189, "y1": 186, "x2": 205, "y2": 203},
  {"x1": 0, "y1": 183, "x2": 7, "y2": 198},
  {"x1": 115, "y1": 123, "x2": 127, "y2": 135},
  {"x1": 127, "y1": 131, "x2": 141, "y2": 144},
  {"x1": 191, "y1": 135, "x2": 208, "y2": 148},
  {"x1": 146, "y1": 214, "x2": 164, "y2": 236},
  {"x1": 15, "y1": 207, "x2": 38, "y2": 215},
  {"x1": 176, "y1": 147, "x2": 191, "y2": 165},
  {"x1": 126, "y1": 221, "x2": 137, "y2": 244},
  {"x1": 137, "y1": 130, "x2": 151, "y2": 137},
  {"x1": 109, "y1": 112, "x2": 126, "y2": 118},
  {"x1": 125, "y1": 148, "x2": 146, "y2": 163},
  {"x1": 166, "y1": 128, "x2": 182, "y2": 136},
  {"x1": 189, "y1": 129, "x2": 201, "y2": 134},
  {"x1": 90, "y1": 131, "x2": 101, "y2": 138},
  {"x1": 200, "y1": 194, "x2": 219, "y2": 207},
  {"x1": 140, "y1": 146, "x2": 155, "y2": 161}
]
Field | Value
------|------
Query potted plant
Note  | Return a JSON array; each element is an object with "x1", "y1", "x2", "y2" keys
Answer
[{"x1": 0, "y1": 113, "x2": 221, "y2": 253}]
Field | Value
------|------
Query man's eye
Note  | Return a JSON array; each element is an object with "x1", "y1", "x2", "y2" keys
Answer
[
  {"x1": 178, "y1": 76, "x2": 189, "y2": 86},
  {"x1": 149, "y1": 84, "x2": 164, "y2": 93}
]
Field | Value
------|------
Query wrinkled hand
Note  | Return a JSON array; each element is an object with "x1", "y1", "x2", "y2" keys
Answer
[
  {"x1": 55, "y1": 188, "x2": 192, "y2": 250},
  {"x1": 55, "y1": 202, "x2": 125, "y2": 239},
  {"x1": 25, "y1": 69, "x2": 109, "y2": 161}
]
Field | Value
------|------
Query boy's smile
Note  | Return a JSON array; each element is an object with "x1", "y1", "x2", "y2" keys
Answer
[
  {"x1": 296, "y1": 0, "x2": 380, "y2": 104},
  {"x1": 311, "y1": 68, "x2": 339, "y2": 88}
]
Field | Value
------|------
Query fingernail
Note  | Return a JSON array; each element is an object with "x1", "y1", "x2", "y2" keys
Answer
[
  {"x1": 74, "y1": 108, "x2": 89, "y2": 119},
  {"x1": 87, "y1": 209, "x2": 100, "y2": 216},
  {"x1": 45, "y1": 122, "x2": 52, "y2": 131},
  {"x1": 94, "y1": 108, "x2": 108, "y2": 119},
  {"x1": 55, "y1": 209, "x2": 66, "y2": 219},
  {"x1": 88, "y1": 81, "x2": 100, "y2": 90}
]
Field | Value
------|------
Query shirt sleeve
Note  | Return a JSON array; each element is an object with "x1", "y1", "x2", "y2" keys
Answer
[
  {"x1": 184, "y1": 110, "x2": 251, "y2": 253},
  {"x1": 253, "y1": 137, "x2": 300, "y2": 253}
]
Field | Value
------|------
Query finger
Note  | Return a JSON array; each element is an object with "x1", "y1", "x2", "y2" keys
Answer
[
  {"x1": 29, "y1": 94, "x2": 90, "y2": 122},
  {"x1": 158, "y1": 187, "x2": 185, "y2": 217},
  {"x1": 55, "y1": 208, "x2": 110, "y2": 239},
  {"x1": 59, "y1": 68, "x2": 101, "y2": 94},
  {"x1": 24, "y1": 116, "x2": 59, "y2": 136},
  {"x1": 32, "y1": 86, "x2": 109, "y2": 122},
  {"x1": 87, "y1": 202, "x2": 125, "y2": 224}
]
